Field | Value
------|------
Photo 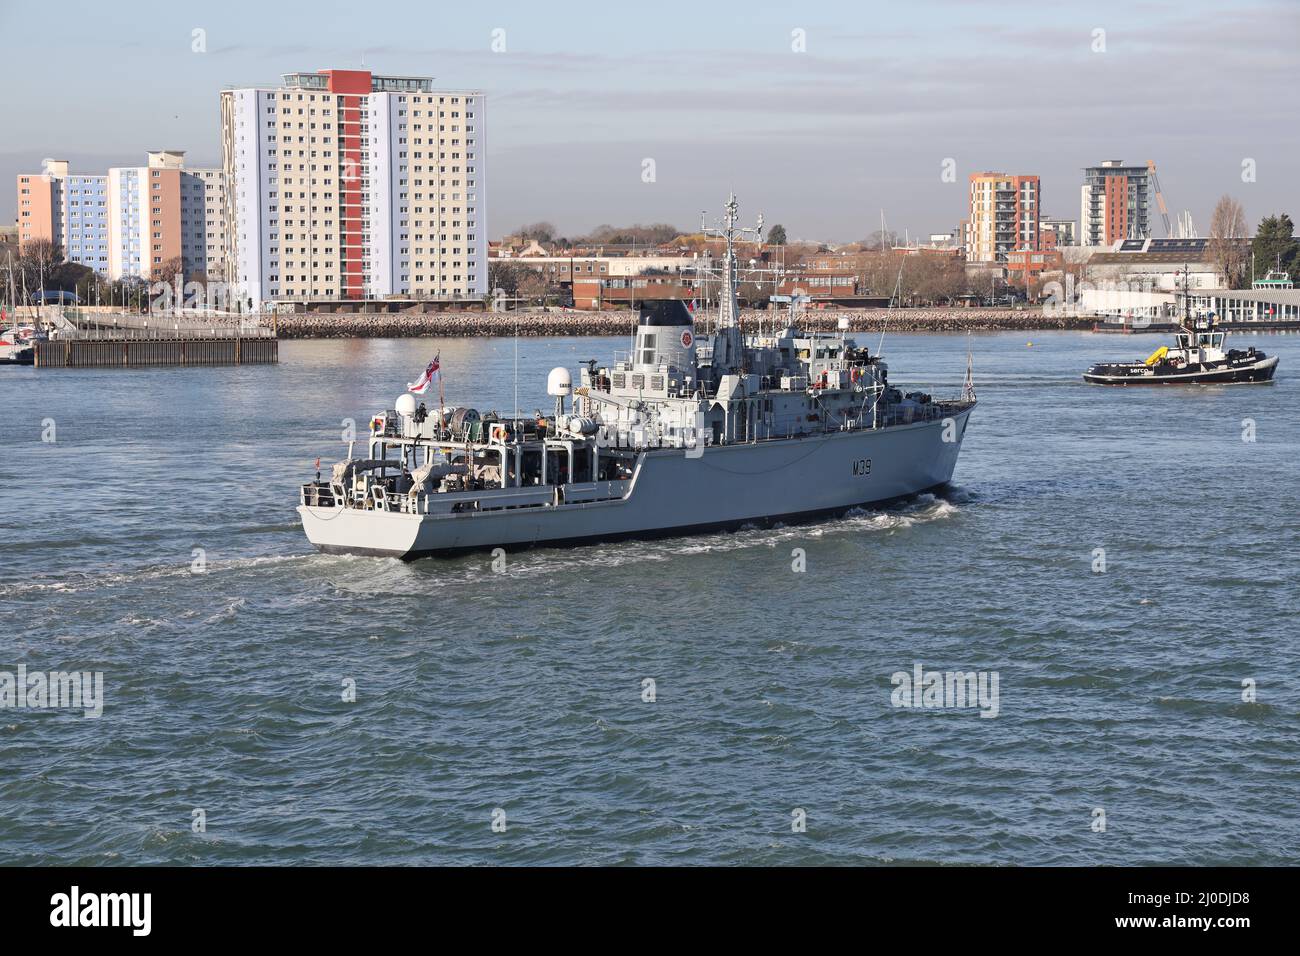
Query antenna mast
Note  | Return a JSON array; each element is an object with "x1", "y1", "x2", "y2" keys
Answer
[{"x1": 701, "y1": 193, "x2": 763, "y2": 329}]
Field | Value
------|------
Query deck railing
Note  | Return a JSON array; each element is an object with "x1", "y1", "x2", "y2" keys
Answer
[{"x1": 301, "y1": 477, "x2": 633, "y2": 515}]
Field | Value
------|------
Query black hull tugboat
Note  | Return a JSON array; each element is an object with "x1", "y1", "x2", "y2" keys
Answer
[{"x1": 1084, "y1": 314, "x2": 1278, "y2": 386}]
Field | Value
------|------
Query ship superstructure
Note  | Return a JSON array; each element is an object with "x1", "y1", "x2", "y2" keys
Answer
[{"x1": 299, "y1": 195, "x2": 977, "y2": 558}]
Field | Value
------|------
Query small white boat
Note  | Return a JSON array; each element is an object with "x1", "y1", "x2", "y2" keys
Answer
[{"x1": 0, "y1": 326, "x2": 39, "y2": 365}]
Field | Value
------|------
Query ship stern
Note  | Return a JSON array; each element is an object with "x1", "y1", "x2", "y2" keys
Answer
[{"x1": 298, "y1": 505, "x2": 423, "y2": 559}]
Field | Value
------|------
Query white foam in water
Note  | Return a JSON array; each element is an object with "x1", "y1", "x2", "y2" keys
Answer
[
  {"x1": 2, "y1": 551, "x2": 318, "y2": 598},
  {"x1": 299, "y1": 496, "x2": 966, "y2": 590},
  {"x1": 499, "y1": 493, "x2": 965, "y2": 572}
]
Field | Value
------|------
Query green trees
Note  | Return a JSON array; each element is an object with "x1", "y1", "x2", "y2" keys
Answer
[
  {"x1": 1250, "y1": 214, "x2": 1300, "y2": 282},
  {"x1": 766, "y1": 223, "x2": 788, "y2": 246}
]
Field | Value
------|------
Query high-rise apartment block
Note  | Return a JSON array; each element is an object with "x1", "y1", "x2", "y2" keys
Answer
[
  {"x1": 15, "y1": 151, "x2": 226, "y2": 280},
  {"x1": 17, "y1": 161, "x2": 109, "y2": 271},
  {"x1": 1080, "y1": 160, "x2": 1153, "y2": 247},
  {"x1": 221, "y1": 69, "x2": 486, "y2": 308},
  {"x1": 964, "y1": 172, "x2": 1040, "y2": 263}
]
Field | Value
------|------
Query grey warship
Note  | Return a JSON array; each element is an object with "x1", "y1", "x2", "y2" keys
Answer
[{"x1": 298, "y1": 195, "x2": 977, "y2": 559}]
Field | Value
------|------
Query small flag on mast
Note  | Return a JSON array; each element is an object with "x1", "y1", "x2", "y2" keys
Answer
[{"x1": 407, "y1": 354, "x2": 440, "y2": 394}]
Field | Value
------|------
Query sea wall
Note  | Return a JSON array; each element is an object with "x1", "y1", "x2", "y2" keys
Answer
[{"x1": 273, "y1": 308, "x2": 1093, "y2": 339}]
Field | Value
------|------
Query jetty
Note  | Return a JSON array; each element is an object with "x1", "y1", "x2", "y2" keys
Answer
[
  {"x1": 34, "y1": 335, "x2": 277, "y2": 368},
  {"x1": 21, "y1": 308, "x2": 278, "y2": 368}
]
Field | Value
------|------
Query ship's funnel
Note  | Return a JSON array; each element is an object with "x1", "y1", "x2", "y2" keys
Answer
[{"x1": 633, "y1": 299, "x2": 696, "y2": 372}]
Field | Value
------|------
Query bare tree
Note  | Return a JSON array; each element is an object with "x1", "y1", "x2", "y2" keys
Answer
[
  {"x1": 513, "y1": 221, "x2": 558, "y2": 243},
  {"x1": 17, "y1": 238, "x2": 63, "y2": 296},
  {"x1": 1208, "y1": 195, "x2": 1248, "y2": 288},
  {"x1": 862, "y1": 229, "x2": 898, "y2": 252},
  {"x1": 153, "y1": 255, "x2": 186, "y2": 283}
]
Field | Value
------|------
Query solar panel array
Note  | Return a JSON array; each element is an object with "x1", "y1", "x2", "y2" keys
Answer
[{"x1": 1148, "y1": 238, "x2": 1209, "y2": 254}]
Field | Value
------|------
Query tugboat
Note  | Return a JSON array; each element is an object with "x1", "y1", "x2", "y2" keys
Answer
[
  {"x1": 1083, "y1": 268, "x2": 1279, "y2": 385},
  {"x1": 1083, "y1": 315, "x2": 1277, "y2": 385},
  {"x1": 297, "y1": 195, "x2": 977, "y2": 559}
]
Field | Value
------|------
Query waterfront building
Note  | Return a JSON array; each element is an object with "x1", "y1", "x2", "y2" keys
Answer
[
  {"x1": 16, "y1": 152, "x2": 225, "y2": 281},
  {"x1": 17, "y1": 161, "x2": 110, "y2": 272},
  {"x1": 964, "y1": 172, "x2": 1040, "y2": 263},
  {"x1": 108, "y1": 151, "x2": 226, "y2": 281},
  {"x1": 571, "y1": 273, "x2": 697, "y2": 309},
  {"x1": 1078, "y1": 237, "x2": 1250, "y2": 319},
  {"x1": 1005, "y1": 248, "x2": 1063, "y2": 288},
  {"x1": 1086, "y1": 237, "x2": 1237, "y2": 291},
  {"x1": 221, "y1": 68, "x2": 486, "y2": 309},
  {"x1": 1184, "y1": 287, "x2": 1300, "y2": 324},
  {"x1": 776, "y1": 272, "x2": 860, "y2": 298},
  {"x1": 1040, "y1": 217, "x2": 1076, "y2": 249},
  {"x1": 1080, "y1": 160, "x2": 1154, "y2": 246},
  {"x1": 495, "y1": 254, "x2": 699, "y2": 279}
]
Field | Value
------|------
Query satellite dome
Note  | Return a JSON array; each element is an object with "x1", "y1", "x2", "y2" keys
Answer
[
  {"x1": 547, "y1": 366, "x2": 573, "y2": 397},
  {"x1": 395, "y1": 393, "x2": 418, "y2": 417}
]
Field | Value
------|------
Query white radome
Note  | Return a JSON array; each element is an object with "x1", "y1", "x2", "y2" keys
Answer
[
  {"x1": 395, "y1": 393, "x2": 418, "y2": 418},
  {"x1": 547, "y1": 366, "x2": 573, "y2": 397}
]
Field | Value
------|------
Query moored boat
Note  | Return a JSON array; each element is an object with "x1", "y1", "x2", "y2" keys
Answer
[{"x1": 0, "y1": 325, "x2": 40, "y2": 365}]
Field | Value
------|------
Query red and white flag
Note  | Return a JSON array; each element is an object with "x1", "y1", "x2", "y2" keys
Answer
[
  {"x1": 687, "y1": 298, "x2": 699, "y2": 315},
  {"x1": 407, "y1": 354, "x2": 440, "y2": 394}
]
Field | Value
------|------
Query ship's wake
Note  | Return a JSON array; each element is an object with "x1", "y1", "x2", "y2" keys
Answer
[
  {"x1": 0, "y1": 551, "x2": 318, "y2": 598},
  {"x1": 476, "y1": 489, "x2": 969, "y2": 576},
  {"x1": 4, "y1": 490, "x2": 972, "y2": 599}
]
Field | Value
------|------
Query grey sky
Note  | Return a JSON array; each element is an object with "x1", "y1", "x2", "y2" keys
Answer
[{"x1": 3, "y1": 0, "x2": 1297, "y2": 242}]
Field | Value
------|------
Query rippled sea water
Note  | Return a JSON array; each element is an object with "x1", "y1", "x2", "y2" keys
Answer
[{"x1": 2, "y1": 329, "x2": 1297, "y2": 865}]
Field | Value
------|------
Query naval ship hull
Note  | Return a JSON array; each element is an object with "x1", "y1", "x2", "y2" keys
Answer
[{"x1": 299, "y1": 407, "x2": 973, "y2": 559}]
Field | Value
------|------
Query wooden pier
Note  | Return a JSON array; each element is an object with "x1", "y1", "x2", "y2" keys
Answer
[{"x1": 33, "y1": 336, "x2": 278, "y2": 368}]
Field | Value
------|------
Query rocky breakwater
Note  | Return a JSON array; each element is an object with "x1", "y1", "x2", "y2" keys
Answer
[{"x1": 273, "y1": 307, "x2": 1091, "y2": 339}]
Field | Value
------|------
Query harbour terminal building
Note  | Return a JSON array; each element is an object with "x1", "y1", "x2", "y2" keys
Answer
[
  {"x1": 1079, "y1": 237, "x2": 1300, "y2": 327},
  {"x1": 1183, "y1": 284, "x2": 1300, "y2": 326},
  {"x1": 15, "y1": 151, "x2": 225, "y2": 281},
  {"x1": 221, "y1": 69, "x2": 486, "y2": 310},
  {"x1": 1078, "y1": 237, "x2": 1234, "y2": 321}
]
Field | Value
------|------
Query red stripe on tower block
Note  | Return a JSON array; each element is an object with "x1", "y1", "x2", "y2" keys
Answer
[{"x1": 341, "y1": 93, "x2": 365, "y2": 299}]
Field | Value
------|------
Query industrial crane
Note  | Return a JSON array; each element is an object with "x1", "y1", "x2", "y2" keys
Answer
[{"x1": 1147, "y1": 160, "x2": 1173, "y2": 237}]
